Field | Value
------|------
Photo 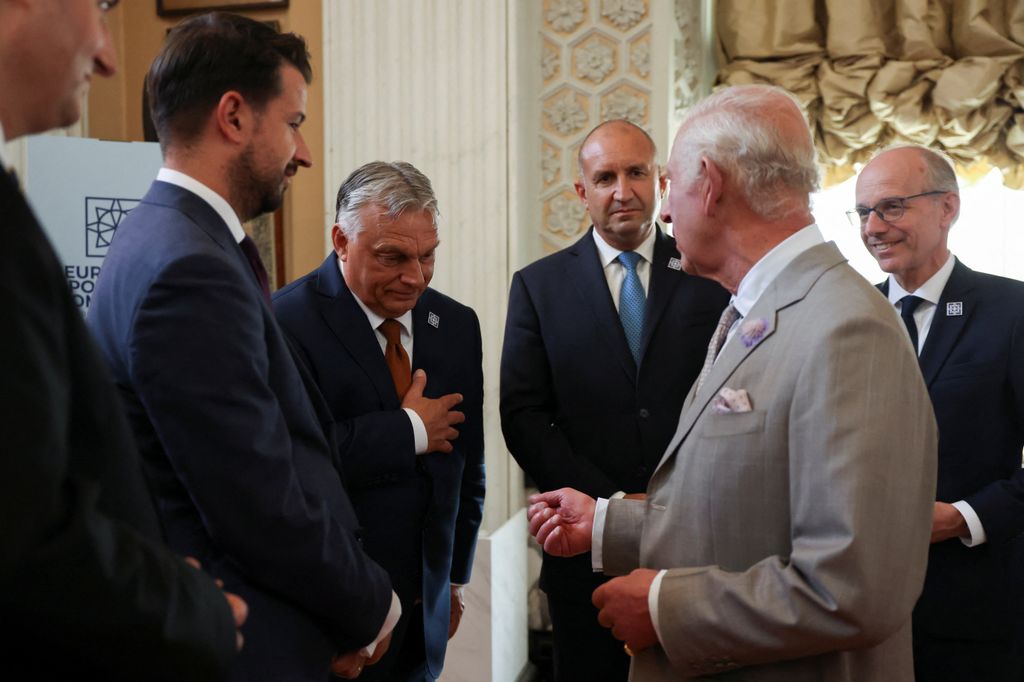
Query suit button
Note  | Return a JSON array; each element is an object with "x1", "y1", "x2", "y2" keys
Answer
[
  {"x1": 416, "y1": 461, "x2": 427, "y2": 474},
  {"x1": 638, "y1": 408, "x2": 650, "y2": 419}
]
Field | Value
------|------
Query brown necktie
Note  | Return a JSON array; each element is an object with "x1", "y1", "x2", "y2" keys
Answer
[
  {"x1": 379, "y1": 319, "x2": 412, "y2": 398},
  {"x1": 238, "y1": 235, "x2": 271, "y2": 304}
]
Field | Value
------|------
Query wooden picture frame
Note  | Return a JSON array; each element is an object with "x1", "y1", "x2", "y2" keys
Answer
[{"x1": 157, "y1": 0, "x2": 288, "y2": 16}]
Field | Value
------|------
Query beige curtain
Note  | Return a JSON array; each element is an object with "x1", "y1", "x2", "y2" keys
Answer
[{"x1": 716, "y1": 0, "x2": 1024, "y2": 187}]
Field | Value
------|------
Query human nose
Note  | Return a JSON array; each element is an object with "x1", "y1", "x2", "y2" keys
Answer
[
  {"x1": 613, "y1": 175, "x2": 635, "y2": 201},
  {"x1": 659, "y1": 191, "x2": 673, "y2": 224},
  {"x1": 294, "y1": 130, "x2": 313, "y2": 168},
  {"x1": 400, "y1": 259, "x2": 426, "y2": 286},
  {"x1": 94, "y1": 13, "x2": 118, "y2": 77}
]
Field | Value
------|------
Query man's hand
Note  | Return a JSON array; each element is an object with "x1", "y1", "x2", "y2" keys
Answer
[
  {"x1": 931, "y1": 501, "x2": 969, "y2": 543},
  {"x1": 527, "y1": 488, "x2": 596, "y2": 557},
  {"x1": 592, "y1": 569, "x2": 659, "y2": 655},
  {"x1": 448, "y1": 584, "x2": 465, "y2": 639},
  {"x1": 184, "y1": 557, "x2": 248, "y2": 651},
  {"x1": 330, "y1": 650, "x2": 367, "y2": 679},
  {"x1": 366, "y1": 631, "x2": 391, "y2": 666},
  {"x1": 402, "y1": 369, "x2": 464, "y2": 453}
]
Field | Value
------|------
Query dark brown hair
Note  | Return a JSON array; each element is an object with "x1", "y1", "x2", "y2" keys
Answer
[{"x1": 145, "y1": 12, "x2": 311, "y2": 151}]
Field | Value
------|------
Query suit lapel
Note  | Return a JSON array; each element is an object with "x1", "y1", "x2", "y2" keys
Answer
[
  {"x1": 568, "y1": 228, "x2": 637, "y2": 381},
  {"x1": 314, "y1": 255, "x2": 400, "y2": 407},
  {"x1": 919, "y1": 259, "x2": 976, "y2": 387},
  {"x1": 655, "y1": 242, "x2": 846, "y2": 473},
  {"x1": 411, "y1": 294, "x2": 438, "y2": 374},
  {"x1": 638, "y1": 229, "x2": 678, "y2": 364}
]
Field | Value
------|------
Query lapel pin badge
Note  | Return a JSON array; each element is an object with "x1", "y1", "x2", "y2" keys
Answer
[
  {"x1": 428, "y1": 312, "x2": 440, "y2": 328},
  {"x1": 667, "y1": 257, "x2": 682, "y2": 271},
  {"x1": 946, "y1": 302, "x2": 963, "y2": 316}
]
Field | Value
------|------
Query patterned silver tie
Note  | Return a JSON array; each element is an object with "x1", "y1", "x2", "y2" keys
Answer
[{"x1": 695, "y1": 304, "x2": 740, "y2": 392}]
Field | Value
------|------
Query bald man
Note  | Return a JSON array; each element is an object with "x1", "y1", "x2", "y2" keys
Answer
[
  {"x1": 500, "y1": 119, "x2": 727, "y2": 681},
  {"x1": 856, "y1": 145, "x2": 1024, "y2": 681}
]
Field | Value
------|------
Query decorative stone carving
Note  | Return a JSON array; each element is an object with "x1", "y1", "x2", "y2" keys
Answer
[
  {"x1": 601, "y1": 83, "x2": 648, "y2": 124},
  {"x1": 572, "y1": 32, "x2": 617, "y2": 84},
  {"x1": 542, "y1": 141, "x2": 561, "y2": 186},
  {"x1": 629, "y1": 32, "x2": 650, "y2": 79},
  {"x1": 674, "y1": 0, "x2": 703, "y2": 123},
  {"x1": 600, "y1": 0, "x2": 646, "y2": 31},
  {"x1": 545, "y1": 0, "x2": 586, "y2": 34},
  {"x1": 543, "y1": 88, "x2": 589, "y2": 136},
  {"x1": 544, "y1": 191, "x2": 588, "y2": 237},
  {"x1": 542, "y1": 40, "x2": 561, "y2": 81}
]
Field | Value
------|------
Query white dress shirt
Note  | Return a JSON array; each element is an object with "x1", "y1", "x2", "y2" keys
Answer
[
  {"x1": 592, "y1": 224, "x2": 826, "y2": 645},
  {"x1": 886, "y1": 254, "x2": 985, "y2": 547},
  {"x1": 158, "y1": 168, "x2": 402, "y2": 655}
]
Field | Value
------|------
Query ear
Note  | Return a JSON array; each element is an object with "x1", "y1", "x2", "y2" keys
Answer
[
  {"x1": 573, "y1": 178, "x2": 588, "y2": 207},
  {"x1": 214, "y1": 91, "x2": 249, "y2": 144},
  {"x1": 701, "y1": 157, "x2": 723, "y2": 216},
  {"x1": 940, "y1": 191, "x2": 960, "y2": 230},
  {"x1": 331, "y1": 224, "x2": 350, "y2": 261},
  {"x1": 658, "y1": 169, "x2": 668, "y2": 197}
]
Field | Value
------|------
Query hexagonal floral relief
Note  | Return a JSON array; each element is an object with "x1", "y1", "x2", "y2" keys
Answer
[
  {"x1": 601, "y1": 0, "x2": 646, "y2": 31},
  {"x1": 630, "y1": 34, "x2": 650, "y2": 79},
  {"x1": 542, "y1": 41, "x2": 561, "y2": 81},
  {"x1": 543, "y1": 88, "x2": 589, "y2": 137},
  {"x1": 542, "y1": 141, "x2": 561, "y2": 187},
  {"x1": 601, "y1": 83, "x2": 648, "y2": 125},
  {"x1": 573, "y1": 33, "x2": 617, "y2": 84},
  {"x1": 545, "y1": 0, "x2": 586, "y2": 34},
  {"x1": 544, "y1": 190, "x2": 588, "y2": 237}
]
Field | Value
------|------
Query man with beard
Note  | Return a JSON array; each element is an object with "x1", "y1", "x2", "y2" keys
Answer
[{"x1": 88, "y1": 13, "x2": 398, "y2": 681}]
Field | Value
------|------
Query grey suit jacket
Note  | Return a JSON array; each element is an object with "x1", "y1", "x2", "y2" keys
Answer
[{"x1": 603, "y1": 242, "x2": 938, "y2": 681}]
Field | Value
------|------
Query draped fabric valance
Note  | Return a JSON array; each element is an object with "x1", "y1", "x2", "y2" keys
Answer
[{"x1": 715, "y1": 0, "x2": 1024, "y2": 187}]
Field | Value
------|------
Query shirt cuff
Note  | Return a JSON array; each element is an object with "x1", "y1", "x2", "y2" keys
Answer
[
  {"x1": 361, "y1": 590, "x2": 402, "y2": 657},
  {"x1": 592, "y1": 497, "x2": 610, "y2": 572},
  {"x1": 648, "y1": 569, "x2": 667, "y2": 647},
  {"x1": 952, "y1": 500, "x2": 987, "y2": 547},
  {"x1": 403, "y1": 407, "x2": 428, "y2": 454}
]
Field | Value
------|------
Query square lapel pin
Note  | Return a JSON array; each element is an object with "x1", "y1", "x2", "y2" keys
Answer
[
  {"x1": 946, "y1": 302, "x2": 963, "y2": 316},
  {"x1": 428, "y1": 312, "x2": 440, "y2": 328}
]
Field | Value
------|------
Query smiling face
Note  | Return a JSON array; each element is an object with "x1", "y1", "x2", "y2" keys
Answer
[
  {"x1": 334, "y1": 205, "x2": 438, "y2": 318},
  {"x1": 856, "y1": 148, "x2": 958, "y2": 291},
  {"x1": 574, "y1": 121, "x2": 665, "y2": 251},
  {"x1": 234, "y1": 64, "x2": 312, "y2": 221}
]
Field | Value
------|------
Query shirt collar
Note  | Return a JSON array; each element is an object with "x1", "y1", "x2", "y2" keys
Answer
[
  {"x1": 156, "y1": 168, "x2": 246, "y2": 244},
  {"x1": 591, "y1": 223, "x2": 659, "y2": 268},
  {"x1": 0, "y1": 120, "x2": 8, "y2": 170},
  {"x1": 886, "y1": 253, "x2": 955, "y2": 306},
  {"x1": 336, "y1": 258, "x2": 414, "y2": 336},
  {"x1": 733, "y1": 224, "x2": 824, "y2": 317}
]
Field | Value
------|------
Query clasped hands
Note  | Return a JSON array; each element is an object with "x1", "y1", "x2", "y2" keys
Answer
[{"x1": 527, "y1": 488, "x2": 659, "y2": 655}]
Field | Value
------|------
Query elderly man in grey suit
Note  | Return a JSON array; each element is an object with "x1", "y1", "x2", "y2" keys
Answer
[{"x1": 528, "y1": 84, "x2": 937, "y2": 681}]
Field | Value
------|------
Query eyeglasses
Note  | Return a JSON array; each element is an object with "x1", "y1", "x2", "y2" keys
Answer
[{"x1": 846, "y1": 191, "x2": 947, "y2": 227}]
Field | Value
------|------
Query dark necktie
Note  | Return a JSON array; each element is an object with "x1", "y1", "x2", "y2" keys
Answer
[
  {"x1": 238, "y1": 235, "x2": 271, "y2": 304},
  {"x1": 618, "y1": 251, "x2": 646, "y2": 364},
  {"x1": 899, "y1": 295, "x2": 923, "y2": 355},
  {"x1": 379, "y1": 319, "x2": 412, "y2": 398},
  {"x1": 696, "y1": 304, "x2": 741, "y2": 392}
]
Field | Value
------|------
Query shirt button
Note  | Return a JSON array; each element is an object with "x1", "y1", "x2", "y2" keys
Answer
[{"x1": 638, "y1": 408, "x2": 650, "y2": 419}]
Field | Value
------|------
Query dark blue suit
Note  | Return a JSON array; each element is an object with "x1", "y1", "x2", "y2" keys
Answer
[
  {"x1": 500, "y1": 227, "x2": 728, "y2": 679},
  {"x1": 1, "y1": 171, "x2": 236, "y2": 680},
  {"x1": 273, "y1": 254, "x2": 485, "y2": 680},
  {"x1": 882, "y1": 259, "x2": 1024, "y2": 680},
  {"x1": 87, "y1": 181, "x2": 393, "y2": 681}
]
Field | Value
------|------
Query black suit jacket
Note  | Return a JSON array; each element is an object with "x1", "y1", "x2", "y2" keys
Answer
[
  {"x1": 0, "y1": 172, "x2": 236, "y2": 679},
  {"x1": 87, "y1": 181, "x2": 393, "y2": 681},
  {"x1": 883, "y1": 259, "x2": 1024, "y2": 641},
  {"x1": 273, "y1": 254, "x2": 485, "y2": 678},
  {"x1": 500, "y1": 227, "x2": 729, "y2": 600}
]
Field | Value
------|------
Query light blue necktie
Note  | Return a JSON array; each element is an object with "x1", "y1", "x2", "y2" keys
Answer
[{"x1": 618, "y1": 251, "x2": 646, "y2": 364}]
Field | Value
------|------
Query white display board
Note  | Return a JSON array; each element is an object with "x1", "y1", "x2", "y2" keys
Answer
[{"x1": 25, "y1": 136, "x2": 162, "y2": 312}]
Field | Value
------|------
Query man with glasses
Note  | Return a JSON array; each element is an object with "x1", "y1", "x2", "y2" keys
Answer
[
  {"x1": 0, "y1": 0, "x2": 245, "y2": 677},
  {"x1": 855, "y1": 145, "x2": 1024, "y2": 681}
]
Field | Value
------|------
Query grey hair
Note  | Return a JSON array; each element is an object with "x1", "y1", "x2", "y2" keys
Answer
[
  {"x1": 676, "y1": 84, "x2": 820, "y2": 221},
  {"x1": 334, "y1": 161, "x2": 439, "y2": 239}
]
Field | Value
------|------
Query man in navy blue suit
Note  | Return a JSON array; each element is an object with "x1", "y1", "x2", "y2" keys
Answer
[
  {"x1": 273, "y1": 161, "x2": 486, "y2": 682},
  {"x1": 0, "y1": 1, "x2": 245, "y2": 678},
  {"x1": 500, "y1": 120, "x2": 728, "y2": 681},
  {"x1": 855, "y1": 145, "x2": 1024, "y2": 681},
  {"x1": 87, "y1": 13, "x2": 399, "y2": 681}
]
